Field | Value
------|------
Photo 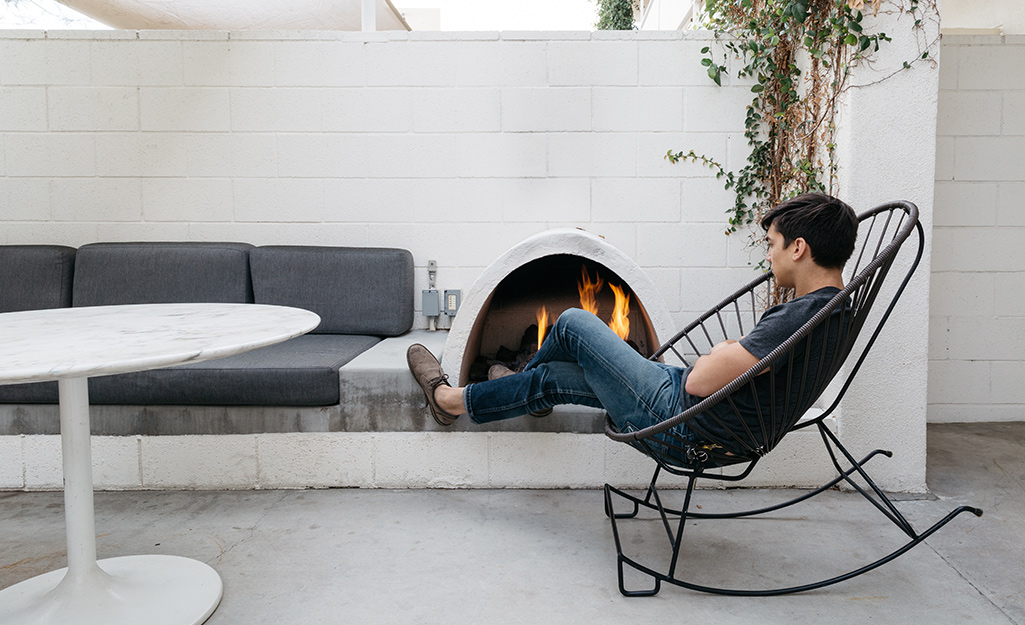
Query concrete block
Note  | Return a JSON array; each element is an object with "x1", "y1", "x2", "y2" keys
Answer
[
  {"x1": 997, "y1": 182, "x2": 1025, "y2": 225},
  {"x1": 547, "y1": 41, "x2": 638, "y2": 87},
  {"x1": 0, "y1": 39, "x2": 92, "y2": 85},
  {"x1": 0, "y1": 86, "x2": 47, "y2": 130},
  {"x1": 373, "y1": 432, "x2": 489, "y2": 488},
  {"x1": 365, "y1": 41, "x2": 461, "y2": 86},
  {"x1": 501, "y1": 87, "x2": 591, "y2": 132},
  {"x1": 51, "y1": 178, "x2": 142, "y2": 222},
  {"x1": 636, "y1": 222, "x2": 728, "y2": 268},
  {"x1": 928, "y1": 359, "x2": 992, "y2": 405},
  {"x1": 680, "y1": 267, "x2": 763, "y2": 315},
  {"x1": 937, "y1": 91, "x2": 1002, "y2": 136},
  {"x1": 139, "y1": 30, "x2": 227, "y2": 41},
  {"x1": 681, "y1": 177, "x2": 738, "y2": 223},
  {"x1": 929, "y1": 270, "x2": 995, "y2": 317},
  {"x1": 932, "y1": 226, "x2": 1025, "y2": 272},
  {"x1": 455, "y1": 133, "x2": 546, "y2": 178},
  {"x1": 1, "y1": 178, "x2": 51, "y2": 221},
  {"x1": 547, "y1": 132, "x2": 637, "y2": 178},
  {"x1": 684, "y1": 86, "x2": 752, "y2": 133},
  {"x1": 273, "y1": 41, "x2": 365, "y2": 86},
  {"x1": 23, "y1": 435, "x2": 61, "y2": 490},
  {"x1": 946, "y1": 316, "x2": 1025, "y2": 361},
  {"x1": 367, "y1": 134, "x2": 460, "y2": 178},
  {"x1": 96, "y1": 133, "x2": 189, "y2": 178},
  {"x1": 933, "y1": 181, "x2": 998, "y2": 226},
  {"x1": 3, "y1": 133, "x2": 96, "y2": 177},
  {"x1": 324, "y1": 178, "x2": 457, "y2": 224},
  {"x1": 91, "y1": 41, "x2": 183, "y2": 86},
  {"x1": 97, "y1": 222, "x2": 191, "y2": 242},
  {"x1": 321, "y1": 88, "x2": 413, "y2": 132},
  {"x1": 593, "y1": 87, "x2": 684, "y2": 132},
  {"x1": 1003, "y1": 90, "x2": 1025, "y2": 136},
  {"x1": 487, "y1": 432, "x2": 605, "y2": 488},
  {"x1": 48, "y1": 87, "x2": 139, "y2": 132},
  {"x1": 186, "y1": 133, "x2": 278, "y2": 178},
  {"x1": 229, "y1": 88, "x2": 322, "y2": 131},
  {"x1": 937, "y1": 45, "x2": 959, "y2": 90},
  {"x1": 3, "y1": 222, "x2": 99, "y2": 246},
  {"x1": 278, "y1": 134, "x2": 369, "y2": 178},
  {"x1": 990, "y1": 361, "x2": 1025, "y2": 404},
  {"x1": 142, "y1": 178, "x2": 234, "y2": 222},
  {"x1": 200, "y1": 41, "x2": 277, "y2": 87},
  {"x1": 141, "y1": 435, "x2": 258, "y2": 489},
  {"x1": 92, "y1": 436, "x2": 142, "y2": 490},
  {"x1": 187, "y1": 222, "x2": 367, "y2": 246},
  {"x1": 638, "y1": 39, "x2": 715, "y2": 86},
  {"x1": 958, "y1": 46, "x2": 1025, "y2": 90},
  {"x1": 496, "y1": 178, "x2": 591, "y2": 223},
  {"x1": 456, "y1": 42, "x2": 547, "y2": 87},
  {"x1": 140, "y1": 87, "x2": 231, "y2": 132},
  {"x1": 233, "y1": 178, "x2": 324, "y2": 222},
  {"x1": 928, "y1": 315, "x2": 950, "y2": 360},
  {"x1": 993, "y1": 270, "x2": 1025, "y2": 317},
  {"x1": 592, "y1": 177, "x2": 681, "y2": 222},
  {"x1": 257, "y1": 433, "x2": 374, "y2": 488},
  {"x1": 0, "y1": 436, "x2": 23, "y2": 489},
  {"x1": 411, "y1": 88, "x2": 501, "y2": 133},
  {"x1": 934, "y1": 136, "x2": 955, "y2": 180}
]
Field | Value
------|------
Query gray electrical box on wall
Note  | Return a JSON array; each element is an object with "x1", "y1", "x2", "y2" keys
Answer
[{"x1": 422, "y1": 289, "x2": 440, "y2": 317}]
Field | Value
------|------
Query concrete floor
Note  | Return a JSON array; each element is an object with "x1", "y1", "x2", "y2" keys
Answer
[{"x1": 0, "y1": 423, "x2": 1021, "y2": 625}]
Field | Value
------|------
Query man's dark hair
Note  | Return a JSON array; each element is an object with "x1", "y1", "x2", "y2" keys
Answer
[{"x1": 759, "y1": 193, "x2": 858, "y2": 269}]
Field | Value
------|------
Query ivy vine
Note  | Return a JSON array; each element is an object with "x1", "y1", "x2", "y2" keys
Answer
[{"x1": 668, "y1": 0, "x2": 939, "y2": 235}]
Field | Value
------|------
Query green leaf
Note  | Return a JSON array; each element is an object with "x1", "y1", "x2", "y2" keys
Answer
[
  {"x1": 701, "y1": 57, "x2": 713, "y2": 66},
  {"x1": 751, "y1": 83, "x2": 764, "y2": 93},
  {"x1": 845, "y1": 33, "x2": 858, "y2": 45},
  {"x1": 708, "y1": 65, "x2": 723, "y2": 86}
]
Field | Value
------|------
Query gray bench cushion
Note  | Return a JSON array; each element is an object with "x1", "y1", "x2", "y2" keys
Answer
[
  {"x1": 250, "y1": 246, "x2": 413, "y2": 336},
  {"x1": 73, "y1": 242, "x2": 254, "y2": 306},
  {"x1": 85, "y1": 334, "x2": 381, "y2": 406},
  {"x1": 0, "y1": 245, "x2": 76, "y2": 313}
]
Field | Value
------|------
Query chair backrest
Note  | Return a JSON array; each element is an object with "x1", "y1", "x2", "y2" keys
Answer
[{"x1": 606, "y1": 201, "x2": 923, "y2": 469}]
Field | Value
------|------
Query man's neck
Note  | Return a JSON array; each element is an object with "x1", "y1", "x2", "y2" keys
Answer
[{"x1": 793, "y1": 268, "x2": 844, "y2": 298}]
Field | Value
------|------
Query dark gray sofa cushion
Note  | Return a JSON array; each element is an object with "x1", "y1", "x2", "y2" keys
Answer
[
  {"x1": 0, "y1": 245, "x2": 76, "y2": 313},
  {"x1": 250, "y1": 246, "x2": 413, "y2": 336},
  {"x1": 73, "y1": 242, "x2": 254, "y2": 306},
  {"x1": 85, "y1": 334, "x2": 380, "y2": 406}
]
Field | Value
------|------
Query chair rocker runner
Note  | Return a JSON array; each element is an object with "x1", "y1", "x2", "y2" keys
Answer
[{"x1": 603, "y1": 201, "x2": 982, "y2": 596}]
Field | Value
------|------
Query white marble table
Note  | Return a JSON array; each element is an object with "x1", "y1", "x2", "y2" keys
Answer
[{"x1": 0, "y1": 303, "x2": 321, "y2": 625}]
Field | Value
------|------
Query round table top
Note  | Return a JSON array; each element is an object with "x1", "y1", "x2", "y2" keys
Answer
[{"x1": 0, "y1": 303, "x2": 321, "y2": 384}]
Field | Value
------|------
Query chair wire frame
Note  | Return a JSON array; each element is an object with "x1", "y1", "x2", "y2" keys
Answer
[{"x1": 602, "y1": 201, "x2": 983, "y2": 597}]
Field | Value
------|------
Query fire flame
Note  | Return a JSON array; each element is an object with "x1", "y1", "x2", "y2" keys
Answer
[
  {"x1": 535, "y1": 266, "x2": 632, "y2": 348},
  {"x1": 577, "y1": 266, "x2": 603, "y2": 316},
  {"x1": 608, "y1": 283, "x2": 630, "y2": 341},
  {"x1": 536, "y1": 305, "x2": 548, "y2": 349}
]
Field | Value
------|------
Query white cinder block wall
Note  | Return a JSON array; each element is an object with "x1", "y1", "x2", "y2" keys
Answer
[
  {"x1": 930, "y1": 34, "x2": 1025, "y2": 423},
  {"x1": 0, "y1": 28, "x2": 941, "y2": 490}
]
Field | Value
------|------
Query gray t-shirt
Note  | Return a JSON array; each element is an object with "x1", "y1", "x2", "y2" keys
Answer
[{"x1": 678, "y1": 286, "x2": 844, "y2": 453}]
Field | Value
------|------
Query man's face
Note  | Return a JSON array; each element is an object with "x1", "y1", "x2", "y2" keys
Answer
[{"x1": 765, "y1": 223, "x2": 796, "y2": 288}]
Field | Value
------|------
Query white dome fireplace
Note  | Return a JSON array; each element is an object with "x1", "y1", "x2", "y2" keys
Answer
[{"x1": 443, "y1": 229, "x2": 677, "y2": 386}]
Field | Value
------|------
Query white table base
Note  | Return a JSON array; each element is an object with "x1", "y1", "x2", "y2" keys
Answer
[
  {"x1": 0, "y1": 378, "x2": 222, "y2": 624},
  {"x1": 0, "y1": 555, "x2": 222, "y2": 625}
]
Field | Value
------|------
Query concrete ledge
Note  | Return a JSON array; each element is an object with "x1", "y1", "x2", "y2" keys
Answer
[{"x1": 0, "y1": 418, "x2": 839, "y2": 491}]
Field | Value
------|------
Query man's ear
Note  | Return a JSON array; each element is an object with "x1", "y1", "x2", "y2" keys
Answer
[{"x1": 791, "y1": 237, "x2": 810, "y2": 261}]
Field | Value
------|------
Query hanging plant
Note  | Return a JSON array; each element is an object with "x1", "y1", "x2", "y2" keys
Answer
[{"x1": 668, "y1": 0, "x2": 938, "y2": 235}]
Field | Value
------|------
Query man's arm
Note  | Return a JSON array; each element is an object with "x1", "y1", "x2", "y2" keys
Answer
[{"x1": 684, "y1": 339, "x2": 761, "y2": 397}]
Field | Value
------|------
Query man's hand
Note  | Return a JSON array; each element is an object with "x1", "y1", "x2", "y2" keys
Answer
[{"x1": 684, "y1": 339, "x2": 760, "y2": 397}]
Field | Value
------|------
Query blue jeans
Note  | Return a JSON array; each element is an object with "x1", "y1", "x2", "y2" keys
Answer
[{"x1": 464, "y1": 309, "x2": 696, "y2": 446}]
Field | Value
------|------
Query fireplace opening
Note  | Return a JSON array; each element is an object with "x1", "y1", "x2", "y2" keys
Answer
[{"x1": 462, "y1": 254, "x2": 659, "y2": 383}]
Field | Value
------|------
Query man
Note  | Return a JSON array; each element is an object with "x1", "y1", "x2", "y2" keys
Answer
[{"x1": 406, "y1": 193, "x2": 858, "y2": 457}]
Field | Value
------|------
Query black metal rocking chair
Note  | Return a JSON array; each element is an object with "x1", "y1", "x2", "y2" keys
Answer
[{"x1": 603, "y1": 200, "x2": 983, "y2": 596}]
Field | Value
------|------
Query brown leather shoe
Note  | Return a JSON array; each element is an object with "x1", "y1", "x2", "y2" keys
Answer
[
  {"x1": 487, "y1": 364, "x2": 553, "y2": 417},
  {"x1": 407, "y1": 344, "x2": 459, "y2": 426}
]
